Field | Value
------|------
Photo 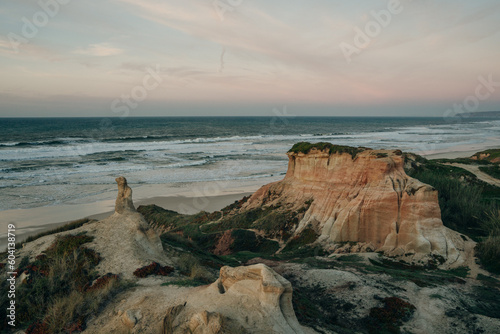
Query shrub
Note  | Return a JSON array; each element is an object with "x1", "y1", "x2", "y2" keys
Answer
[
  {"x1": 479, "y1": 165, "x2": 500, "y2": 179},
  {"x1": 133, "y1": 262, "x2": 174, "y2": 278},
  {"x1": 25, "y1": 322, "x2": 49, "y2": 334},
  {"x1": 289, "y1": 142, "x2": 365, "y2": 158},
  {"x1": 367, "y1": 297, "x2": 416, "y2": 334},
  {"x1": 177, "y1": 254, "x2": 214, "y2": 283},
  {"x1": 84, "y1": 273, "x2": 119, "y2": 293},
  {"x1": 0, "y1": 233, "x2": 122, "y2": 332},
  {"x1": 282, "y1": 226, "x2": 319, "y2": 253},
  {"x1": 161, "y1": 279, "x2": 207, "y2": 287},
  {"x1": 23, "y1": 218, "x2": 92, "y2": 245},
  {"x1": 406, "y1": 160, "x2": 494, "y2": 236}
]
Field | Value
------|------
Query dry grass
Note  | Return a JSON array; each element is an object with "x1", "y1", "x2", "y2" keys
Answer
[
  {"x1": 477, "y1": 210, "x2": 500, "y2": 274},
  {"x1": 177, "y1": 253, "x2": 215, "y2": 283}
]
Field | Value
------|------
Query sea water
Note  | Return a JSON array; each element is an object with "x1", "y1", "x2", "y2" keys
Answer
[{"x1": 1, "y1": 116, "x2": 499, "y2": 211}]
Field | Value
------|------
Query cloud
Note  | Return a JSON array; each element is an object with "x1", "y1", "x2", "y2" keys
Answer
[
  {"x1": 115, "y1": 0, "x2": 338, "y2": 74},
  {"x1": 74, "y1": 43, "x2": 123, "y2": 56}
]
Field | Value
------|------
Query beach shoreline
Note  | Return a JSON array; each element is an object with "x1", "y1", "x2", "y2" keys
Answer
[
  {"x1": 0, "y1": 177, "x2": 281, "y2": 251},
  {"x1": 2, "y1": 141, "x2": 499, "y2": 252}
]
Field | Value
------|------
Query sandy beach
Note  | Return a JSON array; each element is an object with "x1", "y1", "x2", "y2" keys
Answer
[
  {"x1": 421, "y1": 141, "x2": 500, "y2": 160},
  {"x1": 2, "y1": 140, "x2": 498, "y2": 252},
  {"x1": 0, "y1": 176, "x2": 281, "y2": 251}
]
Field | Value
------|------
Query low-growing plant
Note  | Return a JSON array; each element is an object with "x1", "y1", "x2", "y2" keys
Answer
[
  {"x1": 282, "y1": 226, "x2": 319, "y2": 253},
  {"x1": 133, "y1": 262, "x2": 174, "y2": 278},
  {"x1": 366, "y1": 297, "x2": 416, "y2": 334},
  {"x1": 24, "y1": 218, "x2": 93, "y2": 244},
  {"x1": 177, "y1": 254, "x2": 214, "y2": 283},
  {"x1": 476, "y1": 210, "x2": 500, "y2": 274},
  {"x1": 289, "y1": 142, "x2": 365, "y2": 158},
  {"x1": 405, "y1": 157, "x2": 496, "y2": 237},
  {"x1": 161, "y1": 279, "x2": 207, "y2": 287},
  {"x1": 0, "y1": 233, "x2": 123, "y2": 332},
  {"x1": 479, "y1": 165, "x2": 500, "y2": 179}
]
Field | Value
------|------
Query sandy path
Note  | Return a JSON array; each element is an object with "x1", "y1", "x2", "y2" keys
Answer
[{"x1": 445, "y1": 163, "x2": 500, "y2": 187}]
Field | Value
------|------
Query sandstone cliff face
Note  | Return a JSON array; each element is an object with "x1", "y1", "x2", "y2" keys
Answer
[{"x1": 242, "y1": 146, "x2": 466, "y2": 264}]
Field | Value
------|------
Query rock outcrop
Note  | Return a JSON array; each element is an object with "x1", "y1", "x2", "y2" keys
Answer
[
  {"x1": 18, "y1": 177, "x2": 169, "y2": 279},
  {"x1": 86, "y1": 264, "x2": 308, "y2": 334},
  {"x1": 241, "y1": 143, "x2": 467, "y2": 265},
  {"x1": 162, "y1": 264, "x2": 304, "y2": 334},
  {"x1": 115, "y1": 176, "x2": 136, "y2": 213}
]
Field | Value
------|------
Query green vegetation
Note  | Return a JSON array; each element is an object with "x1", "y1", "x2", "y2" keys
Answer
[
  {"x1": 475, "y1": 211, "x2": 500, "y2": 274},
  {"x1": 161, "y1": 279, "x2": 207, "y2": 287},
  {"x1": 361, "y1": 258, "x2": 468, "y2": 287},
  {"x1": 225, "y1": 229, "x2": 280, "y2": 254},
  {"x1": 0, "y1": 233, "x2": 124, "y2": 332},
  {"x1": 137, "y1": 204, "x2": 215, "y2": 230},
  {"x1": 175, "y1": 253, "x2": 216, "y2": 283},
  {"x1": 288, "y1": 278, "x2": 358, "y2": 334},
  {"x1": 479, "y1": 165, "x2": 500, "y2": 179},
  {"x1": 405, "y1": 153, "x2": 500, "y2": 274},
  {"x1": 201, "y1": 205, "x2": 302, "y2": 241},
  {"x1": 282, "y1": 226, "x2": 319, "y2": 253},
  {"x1": 405, "y1": 155, "x2": 498, "y2": 238},
  {"x1": 296, "y1": 255, "x2": 469, "y2": 287},
  {"x1": 289, "y1": 142, "x2": 365, "y2": 158},
  {"x1": 9, "y1": 218, "x2": 94, "y2": 251},
  {"x1": 461, "y1": 285, "x2": 500, "y2": 319},
  {"x1": 376, "y1": 152, "x2": 389, "y2": 158}
]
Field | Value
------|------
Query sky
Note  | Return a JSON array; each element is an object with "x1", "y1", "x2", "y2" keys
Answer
[{"x1": 0, "y1": 0, "x2": 499, "y2": 117}]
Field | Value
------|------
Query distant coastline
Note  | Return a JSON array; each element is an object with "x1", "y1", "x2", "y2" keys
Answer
[{"x1": 459, "y1": 111, "x2": 500, "y2": 118}]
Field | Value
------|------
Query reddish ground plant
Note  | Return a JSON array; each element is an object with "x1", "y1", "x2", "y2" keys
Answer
[
  {"x1": 133, "y1": 262, "x2": 174, "y2": 278},
  {"x1": 65, "y1": 318, "x2": 84, "y2": 333},
  {"x1": 25, "y1": 321, "x2": 50, "y2": 334},
  {"x1": 0, "y1": 263, "x2": 5, "y2": 270},
  {"x1": 213, "y1": 230, "x2": 235, "y2": 256},
  {"x1": 24, "y1": 263, "x2": 50, "y2": 278},
  {"x1": 84, "y1": 273, "x2": 119, "y2": 292},
  {"x1": 368, "y1": 296, "x2": 416, "y2": 333}
]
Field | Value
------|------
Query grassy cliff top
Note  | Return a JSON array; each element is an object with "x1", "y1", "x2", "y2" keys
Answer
[
  {"x1": 472, "y1": 149, "x2": 500, "y2": 161},
  {"x1": 288, "y1": 142, "x2": 366, "y2": 158}
]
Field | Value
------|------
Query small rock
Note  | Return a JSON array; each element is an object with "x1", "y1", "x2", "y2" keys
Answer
[{"x1": 122, "y1": 309, "x2": 142, "y2": 329}]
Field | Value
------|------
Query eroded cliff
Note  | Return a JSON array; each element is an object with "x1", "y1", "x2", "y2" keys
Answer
[{"x1": 241, "y1": 143, "x2": 468, "y2": 265}]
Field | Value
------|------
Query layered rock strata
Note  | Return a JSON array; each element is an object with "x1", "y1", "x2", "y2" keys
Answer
[{"x1": 242, "y1": 145, "x2": 467, "y2": 264}]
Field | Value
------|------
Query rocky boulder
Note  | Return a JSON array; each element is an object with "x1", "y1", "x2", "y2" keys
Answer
[{"x1": 162, "y1": 264, "x2": 304, "y2": 334}]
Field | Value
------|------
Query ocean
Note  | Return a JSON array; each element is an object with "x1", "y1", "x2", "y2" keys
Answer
[{"x1": 1, "y1": 116, "x2": 499, "y2": 211}]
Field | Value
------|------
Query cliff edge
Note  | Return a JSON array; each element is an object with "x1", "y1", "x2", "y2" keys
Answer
[{"x1": 241, "y1": 143, "x2": 469, "y2": 265}]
